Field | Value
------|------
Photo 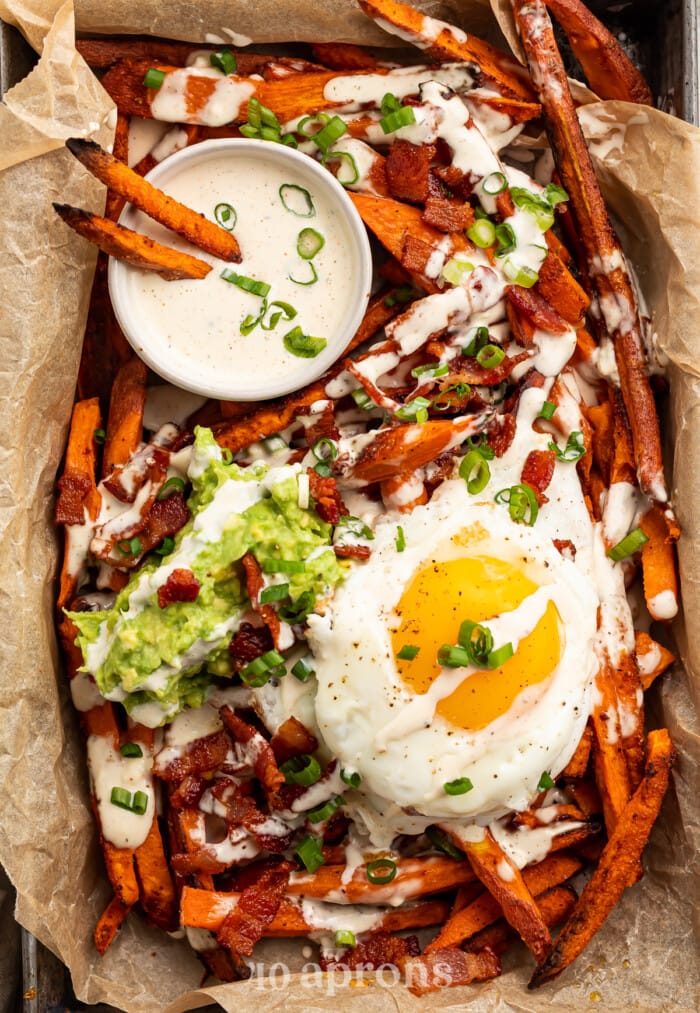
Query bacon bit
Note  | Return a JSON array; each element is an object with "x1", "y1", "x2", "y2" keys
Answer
[
  {"x1": 220, "y1": 706, "x2": 285, "y2": 797},
  {"x1": 459, "y1": 350, "x2": 530, "y2": 386},
  {"x1": 433, "y1": 163, "x2": 475, "y2": 200},
  {"x1": 521, "y1": 449, "x2": 556, "y2": 504},
  {"x1": 157, "y1": 568, "x2": 200, "y2": 608},
  {"x1": 241, "y1": 552, "x2": 282, "y2": 649},
  {"x1": 402, "y1": 233, "x2": 441, "y2": 277},
  {"x1": 488, "y1": 414, "x2": 517, "y2": 457},
  {"x1": 333, "y1": 543, "x2": 371, "y2": 560},
  {"x1": 422, "y1": 196, "x2": 474, "y2": 233},
  {"x1": 103, "y1": 443, "x2": 170, "y2": 503},
  {"x1": 308, "y1": 468, "x2": 349, "y2": 525},
  {"x1": 403, "y1": 946, "x2": 501, "y2": 996},
  {"x1": 304, "y1": 400, "x2": 339, "y2": 448},
  {"x1": 168, "y1": 774, "x2": 207, "y2": 810},
  {"x1": 216, "y1": 862, "x2": 292, "y2": 957},
  {"x1": 171, "y1": 850, "x2": 232, "y2": 876},
  {"x1": 222, "y1": 794, "x2": 295, "y2": 853},
  {"x1": 100, "y1": 491, "x2": 190, "y2": 569},
  {"x1": 228, "y1": 621, "x2": 273, "y2": 672},
  {"x1": 276, "y1": 758, "x2": 339, "y2": 813},
  {"x1": 270, "y1": 715, "x2": 319, "y2": 763},
  {"x1": 153, "y1": 730, "x2": 231, "y2": 782},
  {"x1": 506, "y1": 285, "x2": 570, "y2": 336},
  {"x1": 55, "y1": 472, "x2": 94, "y2": 526},
  {"x1": 386, "y1": 140, "x2": 433, "y2": 204},
  {"x1": 553, "y1": 538, "x2": 576, "y2": 559},
  {"x1": 322, "y1": 931, "x2": 420, "y2": 972}
]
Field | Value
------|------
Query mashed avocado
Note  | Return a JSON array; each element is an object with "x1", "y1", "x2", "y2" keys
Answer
[{"x1": 70, "y1": 428, "x2": 345, "y2": 724}]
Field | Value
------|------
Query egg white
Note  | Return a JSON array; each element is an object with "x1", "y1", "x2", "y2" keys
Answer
[{"x1": 306, "y1": 480, "x2": 599, "y2": 834}]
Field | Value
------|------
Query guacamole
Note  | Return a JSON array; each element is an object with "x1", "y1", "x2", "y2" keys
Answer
[{"x1": 70, "y1": 428, "x2": 345, "y2": 725}]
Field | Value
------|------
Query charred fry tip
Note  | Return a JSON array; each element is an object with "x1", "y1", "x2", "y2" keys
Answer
[{"x1": 66, "y1": 136, "x2": 102, "y2": 157}]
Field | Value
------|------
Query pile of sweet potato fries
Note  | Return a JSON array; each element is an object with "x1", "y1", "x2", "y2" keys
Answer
[{"x1": 55, "y1": 0, "x2": 679, "y2": 995}]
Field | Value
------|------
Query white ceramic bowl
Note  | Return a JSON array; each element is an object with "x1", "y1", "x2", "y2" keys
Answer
[{"x1": 108, "y1": 138, "x2": 373, "y2": 401}]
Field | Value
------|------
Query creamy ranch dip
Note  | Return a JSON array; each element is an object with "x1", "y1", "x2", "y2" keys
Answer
[{"x1": 111, "y1": 140, "x2": 371, "y2": 400}]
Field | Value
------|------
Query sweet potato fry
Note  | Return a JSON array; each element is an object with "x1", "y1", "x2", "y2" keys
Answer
[
  {"x1": 311, "y1": 42, "x2": 382, "y2": 70},
  {"x1": 639, "y1": 505, "x2": 680, "y2": 622},
  {"x1": 53, "y1": 204, "x2": 212, "y2": 282},
  {"x1": 561, "y1": 724, "x2": 593, "y2": 779},
  {"x1": 76, "y1": 39, "x2": 288, "y2": 73},
  {"x1": 102, "y1": 354, "x2": 148, "y2": 477},
  {"x1": 426, "y1": 850, "x2": 582, "y2": 952},
  {"x1": 348, "y1": 417, "x2": 484, "y2": 483},
  {"x1": 544, "y1": 0, "x2": 653, "y2": 104},
  {"x1": 133, "y1": 816, "x2": 178, "y2": 932},
  {"x1": 590, "y1": 662, "x2": 632, "y2": 833},
  {"x1": 635, "y1": 631, "x2": 675, "y2": 691},
  {"x1": 94, "y1": 894, "x2": 132, "y2": 955},
  {"x1": 105, "y1": 112, "x2": 130, "y2": 221},
  {"x1": 359, "y1": 0, "x2": 535, "y2": 101},
  {"x1": 531, "y1": 728, "x2": 674, "y2": 987},
  {"x1": 288, "y1": 854, "x2": 475, "y2": 904},
  {"x1": 66, "y1": 138, "x2": 241, "y2": 262},
  {"x1": 464, "y1": 884, "x2": 578, "y2": 956}
]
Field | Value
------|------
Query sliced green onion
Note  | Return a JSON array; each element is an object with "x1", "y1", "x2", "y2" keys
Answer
[
  {"x1": 131, "y1": 790, "x2": 148, "y2": 815},
  {"x1": 538, "y1": 771, "x2": 556, "y2": 791},
  {"x1": 259, "y1": 583, "x2": 290, "y2": 604},
  {"x1": 459, "y1": 450, "x2": 490, "y2": 495},
  {"x1": 395, "y1": 526, "x2": 406, "y2": 552},
  {"x1": 120, "y1": 743, "x2": 143, "y2": 758},
  {"x1": 340, "y1": 768, "x2": 362, "y2": 788},
  {"x1": 441, "y1": 256, "x2": 475, "y2": 286},
  {"x1": 280, "y1": 754, "x2": 322, "y2": 787},
  {"x1": 322, "y1": 150, "x2": 359, "y2": 187},
  {"x1": 467, "y1": 218, "x2": 497, "y2": 248},
  {"x1": 307, "y1": 795, "x2": 344, "y2": 824},
  {"x1": 220, "y1": 269, "x2": 271, "y2": 298},
  {"x1": 291, "y1": 654, "x2": 315, "y2": 682},
  {"x1": 539, "y1": 400, "x2": 557, "y2": 420},
  {"x1": 311, "y1": 115, "x2": 348, "y2": 151},
  {"x1": 437, "y1": 644, "x2": 472, "y2": 668},
  {"x1": 278, "y1": 590, "x2": 315, "y2": 624},
  {"x1": 351, "y1": 388, "x2": 374, "y2": 410},
  {"x1": 283, "y1": 325, "x2": 326, "y2": 358},
  {"x1": 312, "y1": 437, "x2": 338, "y2": 462},
  {"x1": 380, "y1": 92, "x2": 401, "y2": 116},
  {"x1": 93, "y1": 427, "x2": 106, "y2": 444},
  {"x1": 462, "y1": 326, "x2": 490, "y2": 357},
  {"x1": 117, "y1": 536, "x2": 142, "y2": 556},
  {"x1": 261, "y1": 558, "x2": 306, "y2": 574},
  {"x1": 279, "y1": 183, "x2": 315, "y2": 217},
  {"x1": 443, "y1": 777, "x2": 473, "y2": 796},
  {"x1": 366, "y1": 858, "x2": 397, "y2": 884},
  {"x1": 510, "y1": 187, "x2": 555, "y2": 230},
  {"x1": 110, "y1": 786, "x2": 133, "y2": 811},
  {"x1": 476, "y1": 344, "x2": 505, "y2": 369},
  {"x1": 295, "y1": 835, "x2": 325, "y2": 873},
  {"x1": 481, "y1": 171, "x2": 507, "y2": 195},
  {"x1": 397, "y1": 644, "x2": 420, "y2": 661},
  {"x1": 394, "y1": 396, "x2": 431, "y2": 423},
  {"x1": 336, "y1": 516, "x2": 374, "y2": 540},
  {"x1": 296, "y1": 113, "x2": 331, "y2": 138},
  {"x1": 495, "y1": 483, "x2": 539, "y2": 526},
  {"x1": 143, "y1": 68, "x2": 166, "y2": 90},
  {"x1": 458, "y1": 619, "x2": 493, "y2": 667},
  {"x1": 334, "y1": 929, "x2": 356, "y2": 948},
  {"x1": 221, "y1": 448, "x2": 233, "y2": 463},
  {"x1": 466, "y1": 435, "x2": 495, "y2": 460},
  {"x1": 288, "y1": 262, "x2": 319, "y2": 287},
  {"x1": 157, "y1": 476, "x2": 185, "y2": 500},
  {"x1": 544, "y1": 183, "x2": 568, "y2": 206},
  {"x1": 314, "y1": 462, "x2": 332, "y2": 477},
  {"x1": 425, "y1": 826, "x2": 464, "y2": 860},
  {"x1": 239, "y1": 656, "x2": 272, "y2": 687},
  {"x1": 494, "y1": 222, "x2": 516, "y2": 257},
  {"x1": 607, "y1": 527, "x2": 649, "y2": 562},
  {"x1": 297, "y1": 227, "x2": 325, "y2": 260},
  {"x1": 240, "y1": 301, "x2": 267, "y2": 335},
  {"x1": 263, "y1": 434, "x2": 288, "y2": 453},
  {"x1": 154, "y1": 536, "x2": 175, "y2": 556},
  {"x1": 411, "y1": 362, "x2": 449, "y2": 379},
  {"x1": 214, "y1": 202, "x2": 237, "y2": 231},
  {"x1": 210, "y1": 49, "x2": 237, "y2": 75},
  {"x1": 431, "y1": 382, "x2": 471, "y2": 412},
  {"x1": 488, "y1": 642, "x2": 514, "y2": 668},
  {"x1": 380, "y1": 105, "x2": 416, "y2": 134},
  {"x1": 548, "y1": 430, "x2": 586, "y2": 462},
  {"x1": 503, "y1": 259, "x2": 539, "y2": 288}
]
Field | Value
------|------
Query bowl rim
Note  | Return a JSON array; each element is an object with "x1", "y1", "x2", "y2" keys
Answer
[{"x1": 107, "y1": 136, "x2": 373, "y2": 402}]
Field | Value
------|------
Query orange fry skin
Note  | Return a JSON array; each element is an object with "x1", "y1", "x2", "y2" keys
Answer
[
  {"x1": 531, "y1": 728, "x2": 675, "y2": 987},
  {"x1": 102, "y1": 354, "x2": 148, "y2": 477},
  {"x1": 639, "y1": 505, "x2": 680, "y2": 622},
  {"x1": 635, "y1": 631, "x2": 675, "y2": 691},
  {"x1": 66, "y1": 138, "x2": 241, "y2": 262},
  {"x1": 94, "y1": 894, "x2": 132, "y2": 955},
  {"x1": 53, "y1": 204, "x2": 212, "y2": 282}
]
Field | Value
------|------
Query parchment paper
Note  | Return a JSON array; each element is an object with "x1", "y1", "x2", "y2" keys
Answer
[{"x1": 0, "y1": 2, "x2": 698, "y2": 1011}]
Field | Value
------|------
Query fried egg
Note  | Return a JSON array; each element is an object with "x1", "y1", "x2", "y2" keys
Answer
[{"x1": 306, "y1": 478, "x2": 599, "y2": 834}]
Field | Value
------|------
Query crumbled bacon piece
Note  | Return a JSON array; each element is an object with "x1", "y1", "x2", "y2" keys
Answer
[
  {"x1": 459, "y1": 350, "x2": 530, "y2": 386},
  {"x1": 402, "y1": 234, "x2": 439, "y2": 277},
  {"x1": 228, "y1": 621, "x2": 273, "y2": 672},
  {"x1": 521, "y1": 449, "x2": 557, "y2": 505},
  {"x1": 103, "y1": 443, "x2": 171, "y2": 503},
  {"x1": 216, "y1": 862, "x2": 292, "y2": 957},
  {"x1": 157, "y1": 568, "x2": 200, "y2": 608},
  {"x1": 386, "y1": 140, "x2": 433, "y2": 204},
  {"x1": 304, "y1": 400, "x2": 339, "y2": 448},
  {"x1": 322, "y1": 931, "x2": 420, "y2": 971},
  {"x1": 422, "y1": 195, "x2": 474, "y2": 233},
  {"x1": 220, "y1": 707, "x2": 285, "y2": 797},
  {"x1": 240, "y1": 552, "x2": 282, "y2": 648},
  {"x1": 553, "y1": 538, "x2": 577, "y2": 559},
  {"x1": 168, "y1": 774, "x2": 207, "y2": 810},
  {"x1": 403, "y1": 946, "x2": 501, "y2": 996},
  {"x1": 222, "y1": 793, "x2": 295, "y2": 852},
  {"x1": 97, "y1": 491, "x2": 190, "y2": 569},
  {"x1": 55, "y1": 472, "x2": 93, "y2": 526},
  {"x1": 153, "y1": 729, "x2": 231, "y2": 781},
  {"x1": 308, "y1": 468, "x2": 349, "y2": 525},
  {"x1": 270, "y1": 715, "x2": 318, "y2": 763},
  {"x1": 333, "y1": 544, "x2": 371, "y2": 560},
  {"x1": 506, "y1": 285, "x2": 569, "y2": 338},
  {"x1": 488, "y1": 414, "x2": 517, "y2": 457}
]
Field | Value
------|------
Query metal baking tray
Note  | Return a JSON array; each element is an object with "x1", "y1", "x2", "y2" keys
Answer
[{"x1": 0, "y1": 1, "x2": 697, "y2": 1010}]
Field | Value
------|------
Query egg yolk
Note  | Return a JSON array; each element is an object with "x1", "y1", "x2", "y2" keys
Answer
[{"x1": 391, "y1": 554, "x2": 561, "y2": 730}]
